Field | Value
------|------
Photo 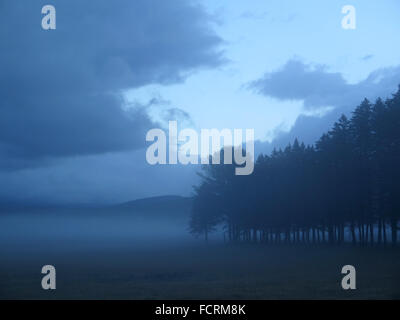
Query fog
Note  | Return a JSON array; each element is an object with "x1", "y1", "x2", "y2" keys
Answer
[{"x1": 0, "y1": 208, "x2": 202, "y2": 260}]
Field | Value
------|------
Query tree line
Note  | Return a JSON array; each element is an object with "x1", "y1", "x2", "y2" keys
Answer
[{"x1": 190, "y1": 87, "x2": 400, "y2": 246}]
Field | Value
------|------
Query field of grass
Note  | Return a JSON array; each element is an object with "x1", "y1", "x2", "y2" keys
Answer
[{"x1": 1, "y1": 243, "x2": 399, "y2": 300}]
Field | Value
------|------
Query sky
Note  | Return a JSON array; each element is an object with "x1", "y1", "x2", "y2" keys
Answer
[{"x1": 1, "y1": 0, "x2": 400, "y2": 205}]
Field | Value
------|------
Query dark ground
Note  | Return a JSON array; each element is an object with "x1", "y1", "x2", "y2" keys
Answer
[{"x1": 1, "y1": 244, "x2": 400, "y2": 300}]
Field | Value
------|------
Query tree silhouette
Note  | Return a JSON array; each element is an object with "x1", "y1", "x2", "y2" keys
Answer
[{"x1": 190, "y1": 87, "x2": 400, "y2": 246}]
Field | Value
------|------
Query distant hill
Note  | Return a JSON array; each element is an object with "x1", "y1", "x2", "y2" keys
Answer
[
  {"x1": 114, "y1": 195, "x2": 193, "y2": 218},
  {"x1": 0, "y1": 195, "x2": 194, "y2": 220}
]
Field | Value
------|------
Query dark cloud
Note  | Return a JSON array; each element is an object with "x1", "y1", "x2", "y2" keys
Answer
[
  {"x1": 250, "y1": 60, "x2": 350, "y2": 110},
  {"x1": 0, "y1": 0, "x2": 223, "y2": 169},
  {"x1": 162, "y1": 108, "x2": 193, "y2": 126},
  {"x1": 250, "y1": 59, "x2": 400, "y2": 111},
  {"x1": 362, "y1": 54, "x2": 374, "y2": 61},
  {"x1": 251, "y1": 60, "x2": 400, "y2": 153}
]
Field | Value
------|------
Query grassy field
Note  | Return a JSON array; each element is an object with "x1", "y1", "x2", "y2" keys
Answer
[{"x1": 1, "y1": 243, "x2": 400, "y2": 299}]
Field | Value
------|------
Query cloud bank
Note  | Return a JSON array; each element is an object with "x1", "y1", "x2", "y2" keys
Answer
[
  {"x1": 251, "y1": 59, "x2": 400, "y2": 153},
  {"x1": 0, "y1": 0, "x2": 223, "y2": 170}
]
